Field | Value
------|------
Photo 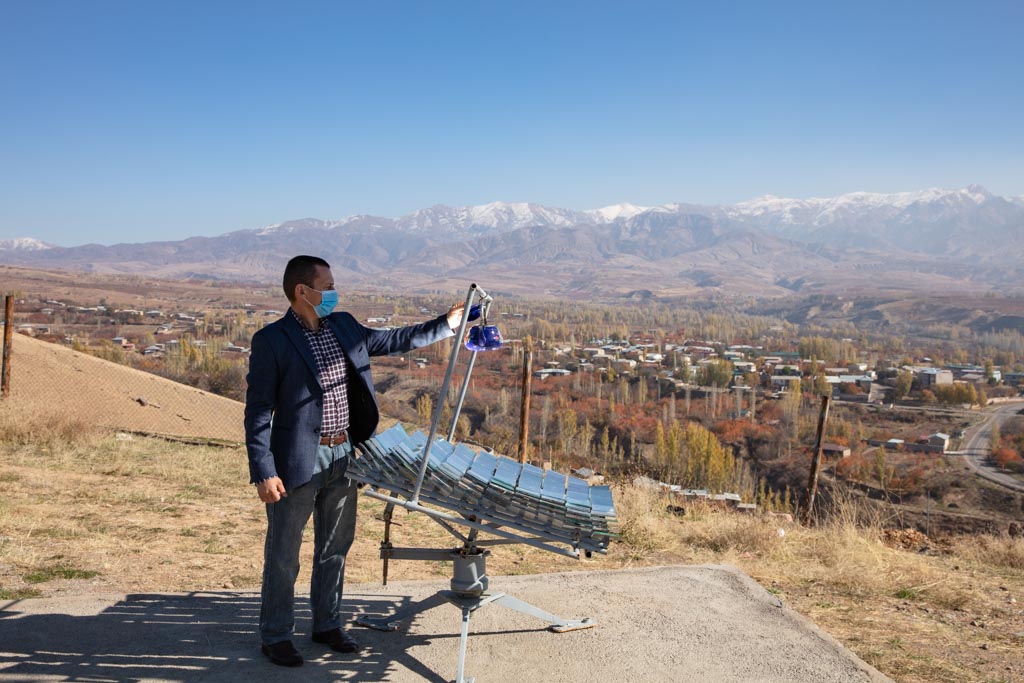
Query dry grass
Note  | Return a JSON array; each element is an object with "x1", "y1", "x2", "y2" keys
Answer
[
  {"x1": 0, "y1": 411, "x2": 99, "y2": 449},
  {"x1": 0, "y1": 420, "x2": 1022, "y2": 682},
  {"x1": 953, "y1": 534, "x2": 1024, "y2": 571}
]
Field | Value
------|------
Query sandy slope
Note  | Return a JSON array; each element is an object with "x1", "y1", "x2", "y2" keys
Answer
[{"x1": 0, "y1": 333, "x2": 243, "y2": 441}]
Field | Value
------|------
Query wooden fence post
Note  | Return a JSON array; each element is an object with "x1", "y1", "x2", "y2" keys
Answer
[
  {"x1": 1, "y1": 295, "x2": 13, "y2": 399},
  {"x1": 801, "y1": 394, "x2": 831, "y2": 524},
  {"x1": 518, "y1": 336, "x2": 533, "y2": 463}
]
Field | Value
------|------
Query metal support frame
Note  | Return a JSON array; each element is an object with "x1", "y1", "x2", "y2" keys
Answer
[
  {"x1": 363, "y1": 488, "x2": 580, "y2": 560},
  {"x1": 362, "y1": 283, "x2": 596, "y2": 683}
]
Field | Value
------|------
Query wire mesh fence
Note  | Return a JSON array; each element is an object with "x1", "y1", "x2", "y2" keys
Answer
[{"x1": 1, "y1": 297, "x2": 248, "y2": 443}]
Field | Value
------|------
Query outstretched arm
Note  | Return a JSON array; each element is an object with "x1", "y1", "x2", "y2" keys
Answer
[{"x1": 363, "y1": 304, "x2": 462, "y2": 357}]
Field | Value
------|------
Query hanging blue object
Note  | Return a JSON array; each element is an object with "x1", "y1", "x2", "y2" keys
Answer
[{"x1": 465, "y1": 324, "x2": 503, "y2": 351}]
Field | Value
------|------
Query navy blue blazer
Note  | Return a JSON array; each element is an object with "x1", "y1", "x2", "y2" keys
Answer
[{"x1": 244, "y1": 309, "x2": 454, "y2": 490}]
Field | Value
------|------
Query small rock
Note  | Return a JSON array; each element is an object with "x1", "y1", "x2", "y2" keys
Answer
[
  {"x1": 1009, "y1": 597, "x2": 1017, "y2": 604},
  {"x1": 980, "y1": 643, "x2": 990, "y2": 650},
  {"x1": 135, "y1": 396, "x2": 148, "y2": 406},
  {"x1": 223, "y1": 582, "x2": 234, "y2": 589}
]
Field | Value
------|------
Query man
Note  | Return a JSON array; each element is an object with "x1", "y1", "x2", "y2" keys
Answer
[{"x1": 244, "y1": 255, "x2": 464, "y2": 667}]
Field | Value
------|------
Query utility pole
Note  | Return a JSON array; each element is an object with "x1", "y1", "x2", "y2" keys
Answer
[
  {"x1": 801, "y1": 395, "x2": 831, "y2": 525},
  {"x1": 518, "y1": 336, "x2": 533, "y2": 463},
  {"x1": 1, "y1": 295, "x2": 13, "y2": 399}
]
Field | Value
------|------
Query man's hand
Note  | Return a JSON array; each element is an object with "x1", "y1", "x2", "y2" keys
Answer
[
  {"x1": 446, "y1": 302, "x2": 465, "y2": 331},
  {"x1": 256, "y1": 476, "x2": 287, "y2": 503}
]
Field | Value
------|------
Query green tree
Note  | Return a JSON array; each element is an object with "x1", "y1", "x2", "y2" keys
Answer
[
  {"x1": 557, "y1": 408, "x2": 579, "y2": 454},
  {"x1": 682, "y1": 421, "x2": 735, "y2": 492},
  {"x1": 813, "y1": 373, "x2": 832, "y2": 397},
  {"x1": 894, "y1": 370, "x2": 913, "y2": 400},
  {"x1": 697, "y1": 359, "x2": 734, "y2": 388},
  {"x1": 415, "y1": 394, "x2": 433, "y2": 425}
]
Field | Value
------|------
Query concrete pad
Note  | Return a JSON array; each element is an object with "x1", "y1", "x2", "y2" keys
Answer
[{"x1": 0, "y1": 565, "x2": 892, "y2": 682}]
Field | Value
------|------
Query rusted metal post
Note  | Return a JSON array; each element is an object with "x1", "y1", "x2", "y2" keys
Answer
[
  {"x1": 801, "y1": 394, "x2": 831, "y2": 525},
  {"x1": 518, "y1": 336, "x2": 533, "y2": 463},
  {"x1": 1, "y1": 295, "x2": 13, "y2": 399}
]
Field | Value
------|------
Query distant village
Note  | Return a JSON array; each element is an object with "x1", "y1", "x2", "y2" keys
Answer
[
  {"x1": 11, "y1": 295, "x2": 1022, "y2": 437},
  {"x1": 8, "y1": 291, "x2": 1024, "y2": 514}
]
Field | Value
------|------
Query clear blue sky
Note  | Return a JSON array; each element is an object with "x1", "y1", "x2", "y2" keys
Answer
[{"x1": 1, "y1": 1, "x2": 1021, "y2": 246}]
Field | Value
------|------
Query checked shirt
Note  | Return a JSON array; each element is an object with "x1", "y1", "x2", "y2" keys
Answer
[{"x1": 290, "y1": 309, "x2": 350, "y2": 436}]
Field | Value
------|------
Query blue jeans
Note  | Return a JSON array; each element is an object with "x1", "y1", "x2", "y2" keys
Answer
[{"x1": 259, "y1": 443, "x2": 358, "y2": 644}]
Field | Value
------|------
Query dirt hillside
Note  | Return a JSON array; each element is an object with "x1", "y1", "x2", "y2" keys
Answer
[{"x1": 0, "y1": 333, "x2": 243, "y2": 441}]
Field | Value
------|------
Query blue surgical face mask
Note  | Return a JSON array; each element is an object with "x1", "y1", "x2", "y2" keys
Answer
[{"x1": 304, "y1": 287, "x2": 338, "y2": 318}]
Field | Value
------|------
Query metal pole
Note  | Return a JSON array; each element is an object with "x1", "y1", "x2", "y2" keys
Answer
[
  {"x1": 448, "y1": 295, "x2": 493, "y2": 442},
  {"x1": 801, "y1": 394, "x2": 831, "y2": 525},
  {"x1": 1, "y1": 295, "x2": 13, "y2": 399},
  {"x1": 518, "y1": 336, "x2": 533, "y2": 463},
  {"x1": 448, "y1": 350, "x2": 478, "y2": 442},
  {"x1": 411, "y1": 284, "x2": 484, "y2": 504},
  {"x1": 456, "y1": 607, "x2": 472, "y2": 683}
]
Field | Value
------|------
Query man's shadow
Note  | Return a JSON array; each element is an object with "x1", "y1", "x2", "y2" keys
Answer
[{"x1": 0, "y1": 591, "x2": 541, "y2": 682}]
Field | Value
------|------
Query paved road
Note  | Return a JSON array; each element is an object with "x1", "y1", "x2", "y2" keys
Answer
[
  {"x1": 951, "y1": 400, "x2": 1024, "y2": 493},
  {"x1": 0, "y1": 565, "x2": 891, "y2": 683}
]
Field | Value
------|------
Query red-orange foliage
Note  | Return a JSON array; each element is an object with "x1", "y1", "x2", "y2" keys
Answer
[
  {"x1": 993, "y1": 447, "x2": 1023, "y2": 471},
  {"x1": 614, "y1": 411, "x2": 659, "y2": 441},
  {"x1": 836, "y1": 452, "x2": 870, "y2": 481},
  {"x1": 758, "y1": 401, "x2": 782, "y2": 422},
  {"x1": 714, "y1": 419, "x2": 749, "y2": 444}
]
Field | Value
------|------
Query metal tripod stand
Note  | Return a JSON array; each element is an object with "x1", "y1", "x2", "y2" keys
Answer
[{"x1": 357, "y1": 527, "x2": 594, "y2": 683}]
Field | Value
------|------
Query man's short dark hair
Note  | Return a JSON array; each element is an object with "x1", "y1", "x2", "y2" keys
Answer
[{"x1": 283, "y1": 255, "x2": 330, "y2": 302}]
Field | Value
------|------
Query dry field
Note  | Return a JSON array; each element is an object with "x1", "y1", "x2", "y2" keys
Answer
[{"x1": 0, "y1": 417, "x2": 1022, "y2": 683}]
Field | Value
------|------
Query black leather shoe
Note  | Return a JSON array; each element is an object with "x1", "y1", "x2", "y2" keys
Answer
[
  {"x1": 312, "y1": 628, "x2": 361, "y2": 653},
  {"x1": 261, "y1": 640, "x2": 303, "y2": 667}
]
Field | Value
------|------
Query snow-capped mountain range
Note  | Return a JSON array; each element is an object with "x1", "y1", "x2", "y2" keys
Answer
[
  {"x1": 232, "y1": 185, "x2": 1024, "y2": 250},
  {"x1": 0, "y1": 237, "x2": 53, "y2": 252},
  {"x1": 2, "y1": 186, "x2": 1023, "y2": 297}
]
